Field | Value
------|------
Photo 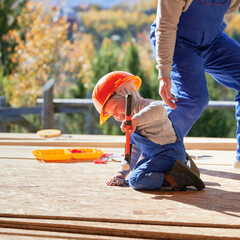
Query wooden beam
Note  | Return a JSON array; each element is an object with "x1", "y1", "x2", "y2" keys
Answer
[
  {"x1": 0, "y1": 218, "x2": 239, "y2": 240},
  {"x1": 0, "y1": 134, "x2": 237, "y2": 151}
]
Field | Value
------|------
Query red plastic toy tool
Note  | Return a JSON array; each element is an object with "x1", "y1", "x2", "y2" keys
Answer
[{"x1": 122, "y1": 94, "x2": 132, "y2": 171}]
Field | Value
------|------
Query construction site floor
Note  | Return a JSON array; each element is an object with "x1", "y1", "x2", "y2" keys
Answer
[{"x1": 0, "y1": 133, "x2": 239, "y2": 240}]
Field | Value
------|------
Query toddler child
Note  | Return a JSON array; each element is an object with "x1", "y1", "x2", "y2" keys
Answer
[{"x1": 92, "y1": 71, "x2": 205, "y2": 190}]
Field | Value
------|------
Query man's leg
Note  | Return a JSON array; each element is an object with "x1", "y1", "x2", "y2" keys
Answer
[
  {"x1": 150, "y1": 25, "x2": 209, "y2": 136},
  {"x1": 203, "y1": 33, "x2": 240, "y2": 164},
  {"x1": 168, "y1": 41, "x2": 209, "y2": 136}
]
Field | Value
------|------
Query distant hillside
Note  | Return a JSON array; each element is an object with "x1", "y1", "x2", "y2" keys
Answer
[
  {"x1": 69, "y1": 0, "x2": 137, "y2": 8},
  {"x1": 32, "y1": 0, "x2": 137, "y2": 9}
]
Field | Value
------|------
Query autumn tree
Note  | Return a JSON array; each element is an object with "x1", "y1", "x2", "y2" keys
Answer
[
  {"x1": 0, "y1": 0, "x2": 27, "y2": 73},
  {"x1": 225, "y1": 14, "x2": 240, "y2": 37},
  {"x1": 135, "y1": 0, "x2": 158, "y2": 12},
  {"x1": 5, "y1": 1, "x2": 94, "y2": 107},
  {"x1": 79, "y1": 6, "x2": 155, "y2": 44}
]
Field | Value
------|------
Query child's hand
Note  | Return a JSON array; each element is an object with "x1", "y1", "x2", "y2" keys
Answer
[
  {"x1": 106, "y1": 172, "x2": 125, "y2": 186},
  {"x1": 121, "y1": 118, "x2": 138, "y2": 134}
]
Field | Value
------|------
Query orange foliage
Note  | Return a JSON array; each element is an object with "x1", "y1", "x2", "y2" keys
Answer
[
  {"x1": 80, "y1": 8, "x2": 155, "y2": 35},
  {"x1": 136, "y1": 0, "x2": 158, "y2": 11},
  {"x1": 5, "y1": 1, "x2": 94, "y2": 107},
  {"x1": 225, "y1": 13, "x2": 240, "y2": 35}
]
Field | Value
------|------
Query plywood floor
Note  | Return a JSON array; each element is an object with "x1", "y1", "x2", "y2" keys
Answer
[{"x1": 0, "y1": 133, "x2": 239, "y2": 239}]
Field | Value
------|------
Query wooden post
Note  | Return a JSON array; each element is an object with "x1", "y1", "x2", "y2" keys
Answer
[
  {"x1": 86, "y1": 91, "x2": 94, "y2": 134},
  {"x1": 0, "y1": 96, "x2": 8, "y2": 132},
  {"x1": 86, "y1": 105, "x2": 96, "y2": 134},
  {"x1": 42, "y1": 79, "x2": 54, "y2": 129}
]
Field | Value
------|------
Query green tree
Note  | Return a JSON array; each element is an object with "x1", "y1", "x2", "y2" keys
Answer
[
  {"x1": 188, "y1": 74, "x2": 237, "y2": 138},
  {"x1": 90, "y1": 38, "x2": 122, "y2": 135},
  {"x1": 232, "y1": 29, "x2": 240, "y2": 43},
  {"x1": 148, "y1": 63, "x2": 161, "y2": 100},
  {"x1": 123, "y1": 41, "x2": 151, "y2": 98},
  {"x1": 90, "y1": 38, "x2": 121, "y2": 89},
  {"x1": 0, "y1": 67, "x2": 6, "y2": 95},
  {"x1": 71, "y1": 76, "x2": 87, "y2": 99}
]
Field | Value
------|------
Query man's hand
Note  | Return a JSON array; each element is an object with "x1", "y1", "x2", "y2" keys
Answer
[{"x1": 159, "y1": 77, "x2": 178, "y2": 109}]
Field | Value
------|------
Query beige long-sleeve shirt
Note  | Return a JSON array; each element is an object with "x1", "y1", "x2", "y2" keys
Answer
[
  {"x1": 118, "y1": 97, "x2": 177, "y2": 176},
  {"x1": 155, "y1": 0, "x2": 240, "y2": 79},
  {"x1": 133, "y1": 98, "x2": 177, "y2": 145}
]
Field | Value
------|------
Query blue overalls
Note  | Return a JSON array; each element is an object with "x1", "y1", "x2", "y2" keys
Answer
[
  {"x1": 150, "y1": 0, "x2": 240, "y2": 160},
  {"x1": 128, "y1": 122, "x2": 186, "y2": 190}
]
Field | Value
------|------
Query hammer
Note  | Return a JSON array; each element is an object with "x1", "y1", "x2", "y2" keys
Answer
[{"x1": 122, "y1": 94, "x2": 132, "y2": 171}]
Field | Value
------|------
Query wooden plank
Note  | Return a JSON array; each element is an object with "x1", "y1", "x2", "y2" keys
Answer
[
  {"x1": 0, "y1": 228, "x2": 137, "y2": 240},
  {"x1": 1, "y1": 213, "x2": 240, "y2": 228},
  {"x1": 0, "y1": 139, "x2": 124, "y2": 148},
  {"x1": 0, "y1": 150, "x2": 239, "y2": 225},
  {"x1": 0, "y1": 139, "x2": 235, "y2": 151},
  {"x1": 183, "y1": 137, "x2": 237, "y2": 151},
  {"x1": 0, "y1": 218, "x2": 240, "y2": 239},
  {"x1": 0, "y1": 134, "x2": 240, "y2": 239},
  {"x1": 0, "y1": 133, "x2": 238, "y2": 150},
  {"x1": 0, "y1": 133, "x2": 125, "y2": 143}
]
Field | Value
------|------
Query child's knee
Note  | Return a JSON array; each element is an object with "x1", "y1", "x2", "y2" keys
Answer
[
  {"x1": 129, "y1": 171, "x2": 164, "y2": 190},
  {"x1": 128, "y1": 172, "x2": 143, "y2": 190}
]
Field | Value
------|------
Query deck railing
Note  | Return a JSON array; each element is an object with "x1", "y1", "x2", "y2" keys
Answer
[{"x1": 0, "y1": 79, "x2": 236, "y2": 133}]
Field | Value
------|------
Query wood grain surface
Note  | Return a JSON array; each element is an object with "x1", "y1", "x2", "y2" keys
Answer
[{"x1": 0, "y1": 133, "x2": 239, "y2": 239}]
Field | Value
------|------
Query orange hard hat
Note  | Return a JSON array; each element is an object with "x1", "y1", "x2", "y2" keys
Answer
[{"x1": 92, "y1": 71, "x2": 142, "y2": 125}]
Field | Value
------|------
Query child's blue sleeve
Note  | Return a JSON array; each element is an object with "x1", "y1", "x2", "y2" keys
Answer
[{"x1": 118, "y1": 144, "x2": 142, "y2": 177}]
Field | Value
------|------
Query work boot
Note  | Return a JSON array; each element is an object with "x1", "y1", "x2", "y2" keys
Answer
[
  {"x1": 165, "y1": 160, "x2": 205, "y2": 191},
  {"x1": 186, "y1": 152, "x2": 200, "y2": 177}
]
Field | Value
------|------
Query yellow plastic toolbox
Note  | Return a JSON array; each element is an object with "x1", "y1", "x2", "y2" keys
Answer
[
  {"x1": 32, "y1": 148, "x2": 103, "y2": 162},
  {"x1": 69, "y1": 148, "x2": 103, "y2": 160},
  {"x1": 32, "y1": 149, "x2": 71, "y2": 161}
]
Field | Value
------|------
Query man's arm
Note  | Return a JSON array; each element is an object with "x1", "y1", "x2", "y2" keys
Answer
[
  {"x1": 155, "y1": 0, "x2": 189, "y2": 108},
  {"x1": 226, "y1": 0, "x2": 240, "y2": 14},
  {"x1": 155, "y1": 0, "x2": 187, "y2": 79}
]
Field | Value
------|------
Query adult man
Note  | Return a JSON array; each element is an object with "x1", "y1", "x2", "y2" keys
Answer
[{"x1": 151, "y1": 0, "x2": 240, "y2": 168}]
